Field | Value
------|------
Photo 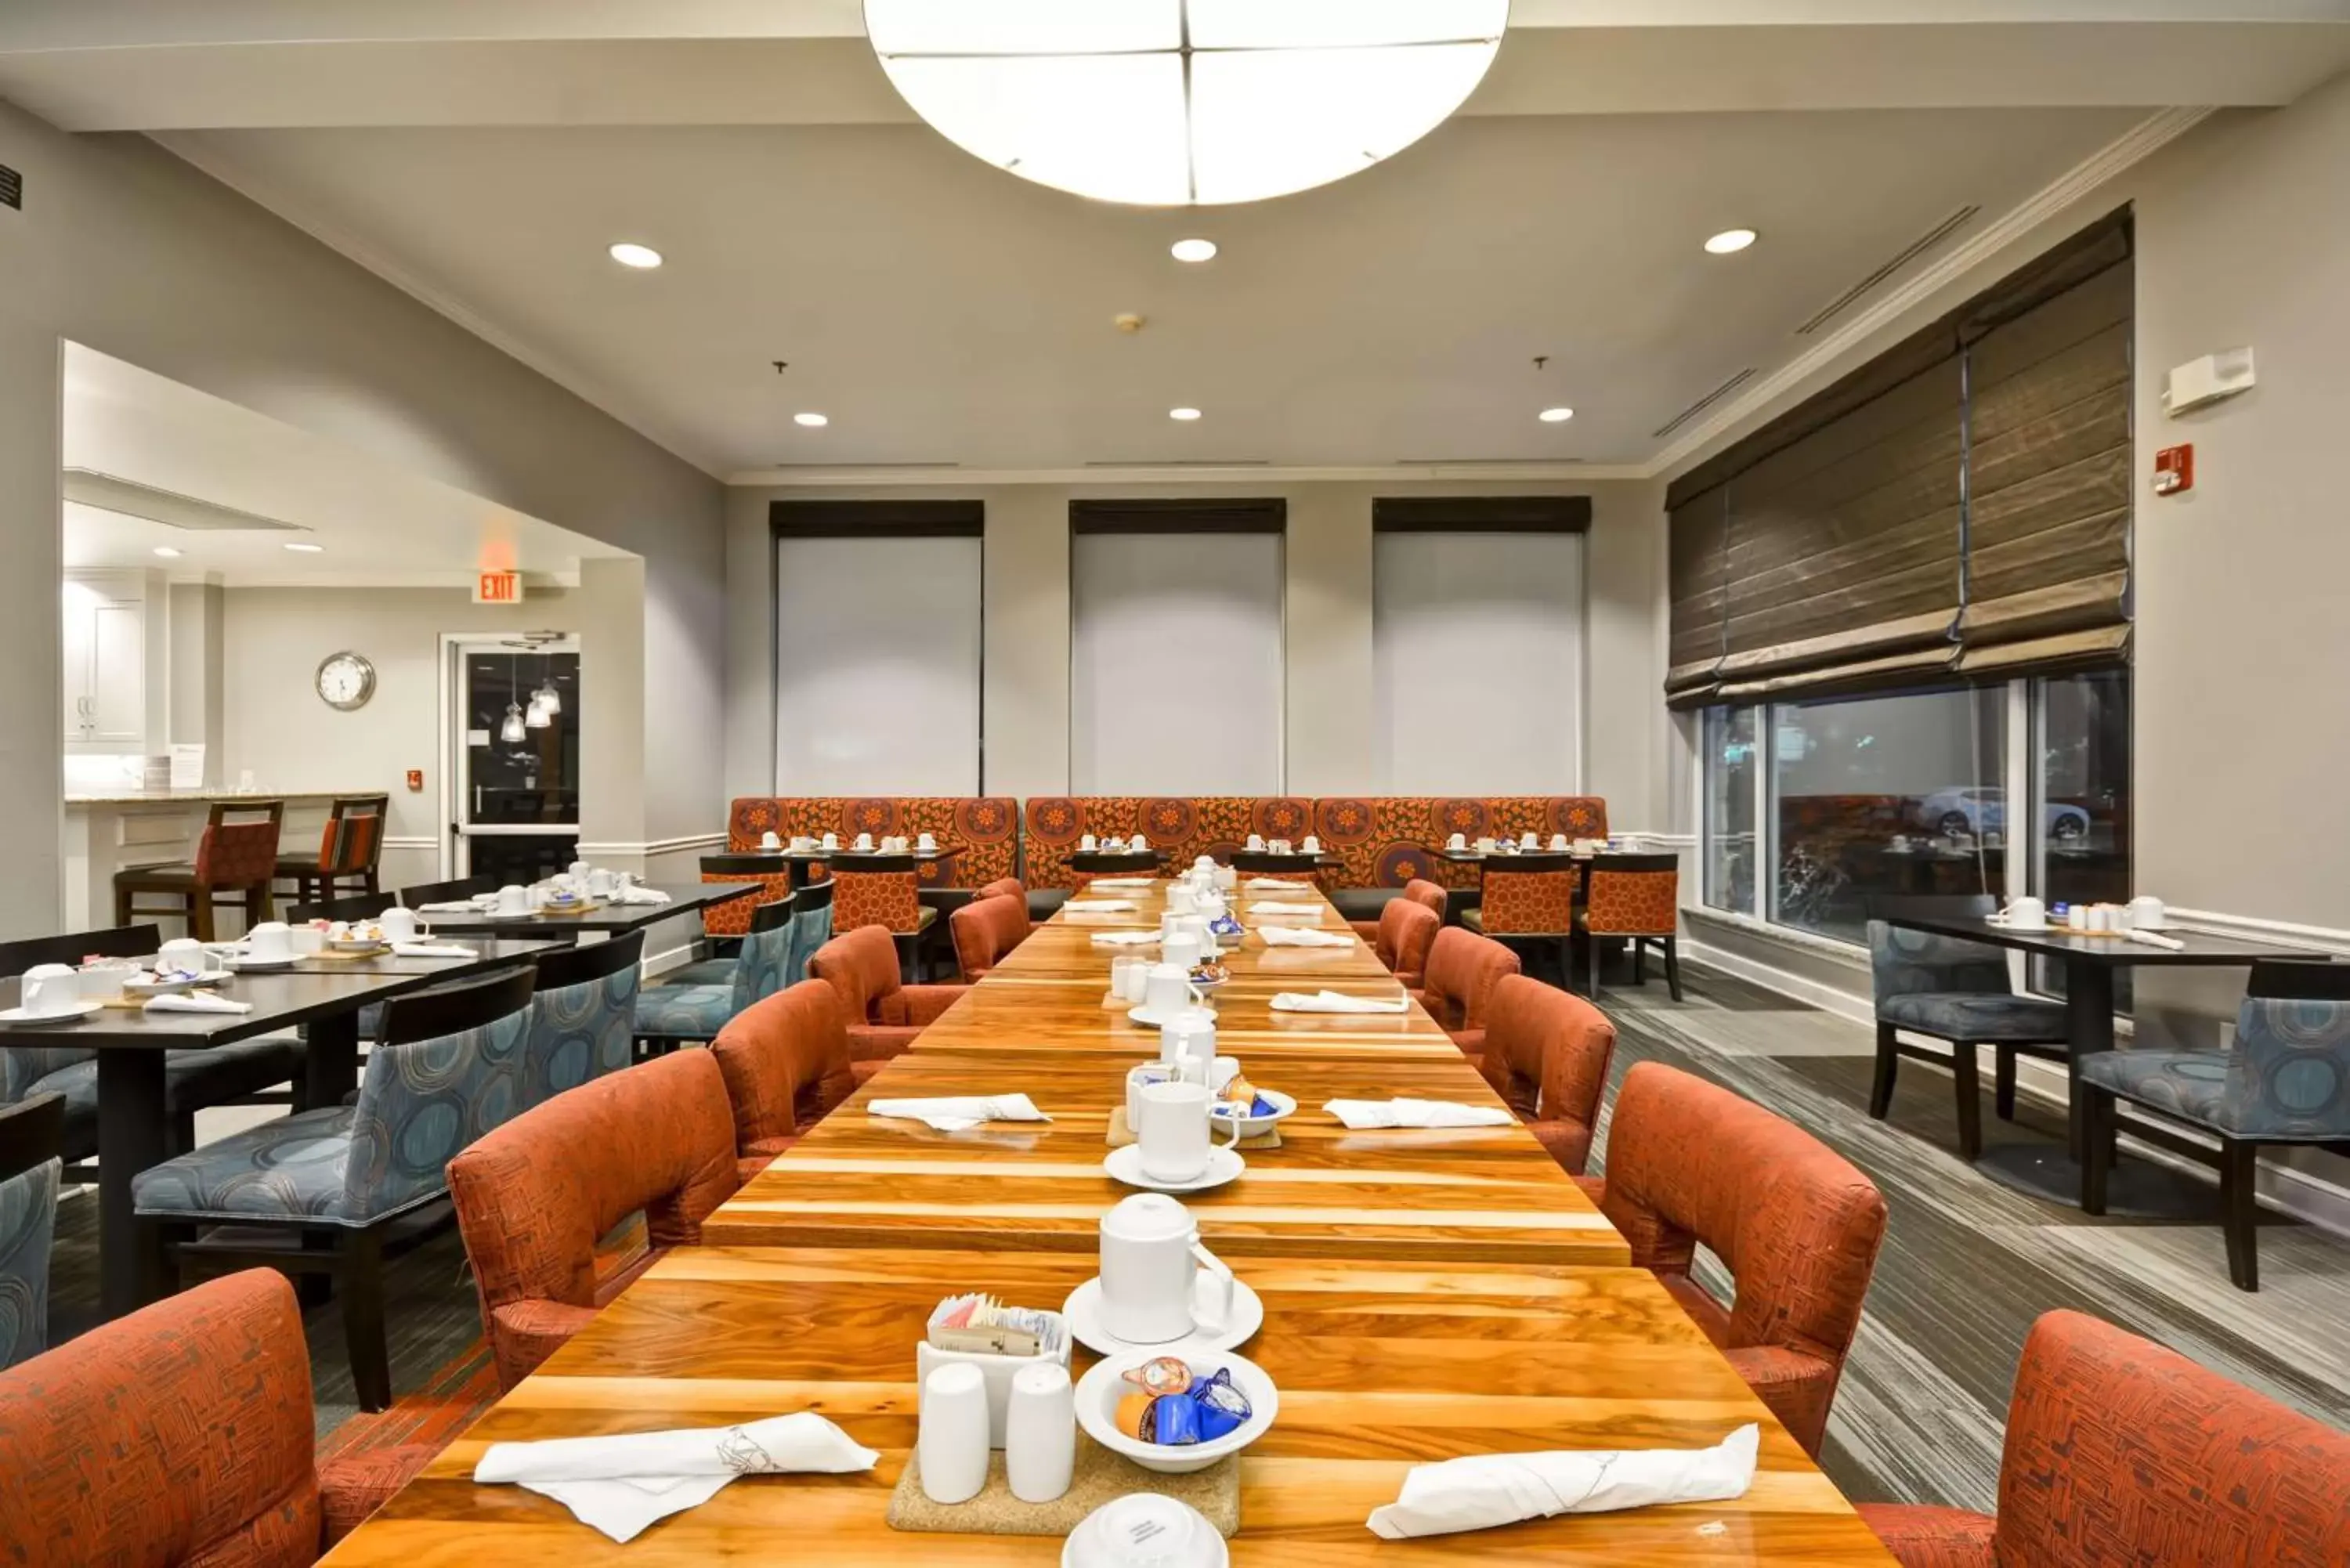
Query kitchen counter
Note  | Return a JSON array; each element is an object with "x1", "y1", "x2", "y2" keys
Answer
[{"x1": 65, "y1": 786, "x2": 361, "y2": 807}]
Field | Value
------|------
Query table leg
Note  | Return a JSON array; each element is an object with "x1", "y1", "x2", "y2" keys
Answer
[
  {"x1": 96, "y1": 1050, "x2": 172, "y2": 1319},
  {"x1": 306, "y1": 1010, "x2": 363, "y2": 1109},
  {"x1": 2061, "y1": 961, "x2": 2117, "y2": 1162}
]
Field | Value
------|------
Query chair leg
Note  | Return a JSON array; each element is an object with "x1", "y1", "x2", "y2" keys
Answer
[
  {"x1": 342, "y1": 1227, "x2": 394, "y2": 1411},
  {"x1": 2081, "y1": 1088, "x2": 2113, "y2": 1214},
  {"x1": 1994, "y1": 1048, "x2": 2019, "y2": 1122},
  {"x1": 1869, "y1": 1024, "x2": 1900, "y2": 1119},
  {"x1": 1952, "y1": 1042, "x2": 1983, "y2": 1162},
  {"x1": 190, "y1": 891, "x2": 215, "y2": 944},
  {"x1": 1631, "y1": 941, "x2": 1646, "y2": 985},
  {"x1": 1661, "y1": 938, "x2": 1683, "y2": 1003},
  {"x1": 2220, "y1": 1140, "x2": 2260, "y2": 1292},
  {"x1": 114, "y1": 883, "x2": 134, "y2": 926}
]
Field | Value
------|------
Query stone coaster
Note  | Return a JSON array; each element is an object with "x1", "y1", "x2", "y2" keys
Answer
[
  {"x1": 887, "y1": 1432, "x2": 1239, "y2": 1537},
  {"x1": 1107, "y1": 1107, "x2": 1280, "y2": 1151}
]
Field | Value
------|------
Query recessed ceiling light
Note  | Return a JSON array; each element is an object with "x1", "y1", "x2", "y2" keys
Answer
[
  {"x1": 151, "y1": 545, "x2": 183, "y2": 558},
  {"x1": 608, "y1": 242, "x2": 663, "y2": 269},
  {"x1": 284, "y1": 541, "x2": 325, "y2": 553},
  {"x1": 1169, "y1": 407, "x2": 1202, "y2": 421},
  {"x1": 1170, "y1": 238, "x2": 1219, "y2": 263},
  {"x1": 1538, "y1": 407, "x2": 1575, "y2": 423},
  {"x1": 1705, "y1": 228, "x2": 1758, "y2": 255},
  {"x1": 794, "y1": 412, "x2": 830, "y2": 428}
]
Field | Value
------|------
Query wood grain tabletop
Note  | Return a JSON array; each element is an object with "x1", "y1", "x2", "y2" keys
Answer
[{"x1": 321, "y1": 1246, "x2": 1896, "y2": 1566}]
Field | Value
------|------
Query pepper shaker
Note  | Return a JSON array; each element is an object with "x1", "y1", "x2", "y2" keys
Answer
[
  {"x1": 1005, "y1": 1361, "x2": 1076, "y2": 1504},
  {"x1": 919, "y1": 1362, "x2": 990, "y2": 1504}
]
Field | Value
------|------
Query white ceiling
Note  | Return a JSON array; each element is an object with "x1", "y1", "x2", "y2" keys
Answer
[
  {"x1": 61, "y1": 344, "x2": 627, "y2": 586},
  {"x1": 8, "y1": 2, "x2": 2347, "y2": 479}
]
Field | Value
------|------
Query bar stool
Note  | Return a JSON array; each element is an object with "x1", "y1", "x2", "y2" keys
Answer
[
  {"x1": 274, "y1": 793, "x2": 389, "y2": 907},
  {"x1": 114, "y1": 799, "x2": 284, "y2": 941}
]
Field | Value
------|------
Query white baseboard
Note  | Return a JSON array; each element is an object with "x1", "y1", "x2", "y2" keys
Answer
[{"x1": 642, "y1": 941, "x2": 697, "y2": 979}]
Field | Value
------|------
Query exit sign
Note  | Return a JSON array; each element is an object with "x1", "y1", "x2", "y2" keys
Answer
[{"x1": 473, "y1": 569, "x2": 522, "y2": 605}]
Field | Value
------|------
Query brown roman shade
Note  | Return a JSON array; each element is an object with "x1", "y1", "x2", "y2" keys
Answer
[{"x1": 1665, "y1": 488, "x2": 1728, "y2": 706}]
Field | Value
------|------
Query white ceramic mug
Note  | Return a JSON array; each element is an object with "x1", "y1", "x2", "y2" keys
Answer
[
  {"x1": 1300, "y1": 835, "x2": 1321, "y2": 854},
  {"x1": 1080, "y1": 833, "x2": 1098, "y2": 851},
  {"x1": 588, "y1": 868, "x2": 619, "y2": 897},
  {"x1": 1520, "y1": 832, "x2": 1538, "y2": 849},
  {"x1": 567, "y1": 858, "x2": 591, "y2": 881},
  {"x1": 1447, "y1": 833, "x2": 1468, "y2": 851},
  {"x1": 1162, "y1": 931, "x2": 1203, "y2": 974},
  {"x1": 495, "y1": 884, "x2": 530, "y2": 916},
  {"x1": 158, "y1": 937, "x2": 208, "y2": 969},
  {"x1": 1143, "y1": 962, "x2": 1204, "y2": 1017},
  {"x1": 917, "y1": 833, "x2": 938, "y2": 854},
  {"x1": 1269, "y1": 839, "x2": 1291, "y2": 855},
  {"x1": 1159, "y1": 1010, "x2": 1217, "y2": 1078},
  {"x1": 1130, "y1": 834, "x2": 1150, "y2": 853},
  {"x1": 378, "y1": 907, "x2": 420, "y2": 943},
  {"x1": 20, "y1": 963, "x2": 81, "y2": 1016},
  {"x1": 855, "y1": 832, "x2": 875, "y2": 851},
  {"x1": 2000, "y1": 896, "x2": 2048, "y2": 930},
  {"x1": 761, "y1": 830, "x2": 783, "y2": 851},
  {"x1": 1476, "y1": 836, "x2": 1498, "y2": 852},
  {"x1": 245, "y1": 922, "x2": 295, "y2": 963},
  {"x1": 1126, "y1": 1060, "x2": 1180, "y2": 1125},
  {"x1": 1097, "y1": 1194, "x2": 1235, "y2": 1346},
  {"x1": 1137, "y1": 1079, "x2": 1219, "y2": 1182},
  {"x1": 821, "y1": 832, "x2": 840, "y2": 851},
  {"x1": 2127, "y1": 895, "x2": 2167, "y2": 930},
  {"x1": 1246, "y1": 834, "x2": 1265, "y2": 851},
  {"x1": 1166, "y1": 884, "x2": 1198, "y2": 916}
]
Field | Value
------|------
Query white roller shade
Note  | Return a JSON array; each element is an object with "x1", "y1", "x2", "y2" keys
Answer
[
  {"x1": 1372, "y1": 530, "x2": 1585, "y2": 793},
  {"x1": 1071, "y1": 531, "x2": 1283, "y2": 793},
  {"x1": 774, "y1": 534, "x2": 982, "y2": 793}
]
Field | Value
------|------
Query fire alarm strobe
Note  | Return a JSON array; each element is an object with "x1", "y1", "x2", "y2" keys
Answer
[{"x1": 2154, "y1": 444, "x2": 2194, "y2": 497}]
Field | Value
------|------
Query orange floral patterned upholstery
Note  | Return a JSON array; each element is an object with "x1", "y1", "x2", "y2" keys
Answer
[
  {"x1": 1477, "y1": 975, "x2": 1615, "y2": 1175},
  {"x1": 809, "y1": 925, "x2": 967, "y2": 1068},
  {"x1": 195, "y1": 818, "x2": 283, "y2": 887},
  {"x1": 0, "y1": 1268, "x2": 426, "y2": 1563},
  {"x1": 1477, "y1": 868, "x2": 1579, "y2": 934},
  {"x1": 1373, "y1": 898, "x2": 1441, "y2": 989},
  {"x1": 701, "y1": 873, "x2": 794, "y2": 938},
  {"x1": 1584, "y1": 1062, "x2": 1885, "y2": 1458},
  {"x1": 1312, "y1": 797, "x2": 1609, "y2": 890},
  {"x1": 1413, "y1": 927, "x2": 1520, "y2": 1060},
  {"x1": 1022, "y1": 797, "x2": 1311, "y2": 890},
  {"x1": 1582, "y1": 865, "x2": 1679, "y2": 936},
  {"x1": 726, "y1": 797, "x2": 1018, "y2": 888},
  {"x1": 446, "y1": 1050, "x2": 741, "y2": 1390},
  {"x1": 1860, "y1": 1310, "x2": 2350, "y2": 1568},
  {"x1": 830, "y1": 870, "x2": 921, "y2": 934},
  {"x1": 952, "y1": 893, "x2": 1030, "y2": 981},
  {"x1": 710, "y1": 980, "x2": 858, "y2": 1182}
]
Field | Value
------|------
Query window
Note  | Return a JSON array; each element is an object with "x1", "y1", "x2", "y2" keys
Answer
[
  {"x1": 1371, "y1": 530, "x2": 1585, "y2": 793},
  {"x1": 2033, "y1": 670, "x2": 2133, "y2": 1004},
  {"x1": 1703, "y1": 706, "x2": 1758, "y2": 913},
  {"x1": 1767, "y1": 686, "x2": 2006, "y2": 944}
]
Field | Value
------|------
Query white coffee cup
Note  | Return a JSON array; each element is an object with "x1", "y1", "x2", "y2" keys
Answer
[
  {"x1": 1301, "y1": 835, "x2": 1321, "y2": 855},
  {"x1": 1159, "y1": 1010, "x2": 1217, "y2": 1078},
  {"x1": 2126, "y1": 895, "x2": 2167, "y2": 931},
  {"x1": 588, "y1": 868, "x2": 619, "y2": 897},
  {"x1": 821, "y1": 832, "x2": 840, "y2": 851},
  {"x1": 159, "y1": 937, "x2": 208, "y2": 969},
  {"x1": 760, "y1": 829, "x2": 783, "y2": 851},
  {"x1": 1166, "y1": 884, "x2": 1198, "y2": 916},
  {"x1": 567, "y1": 858, "x2": 591, "y2": 881},
  {"x1": 1080, "y1": 833, "x2": 1098, "y2": 851},
  {"x1": 1143, "y1": 962, "x2": 1202, "y2": 1017},
  {"x1": 1246, "y1": 834, "x2": 1265, "y2": 851},
  {"x1": 1097, "y1": 1194, "x2": 1235, "y2": 1346},
  {"x1": 244, "y1": 922, "x2": 295, "y2": 963},
  {"x1": 917, "y1": 833, "x2": 938, "y2": 854},
  {"x1": 1126, "y1": 1060, "x2": 1180, "y2": 1125},
  {"x1": 1269, "y1": 839, "x2": 1292, "y2": 855},
  {"x1": 1130, "y1": 833, "x2": 1150, "y2": 853},
  {"x1": 1519, "y1": 832, "x2": 1538, "y2": 849},
  {"x1": 19, "y1": 963, "x2": 81, "y2": 1016},
  {"x1": 1163, "y1": 931, "x2": 1203, "y2": 974},
  {"x1": 378, "y1": 907, "x2": 420, "y2": 943},
  {"x1": 855, "y1": 832, "x2": 874, "y2": 852},
  {"x1": 1066, "y1": 1495, "x2": 1220, "y2": 1568},
  {"x1": 1549, "y1": 833, "x2": 1569, "y2": 851},
  {"x1": 495, "y1": 884, "x2": 530, "y2": 916},
  {"x1": 789, "y1": 834, "x2": 813, "y2": 852},
  {"x1": 1137, "y1": 1079, "x2": 1218, "y2": 1182},
  {"x1": 1447, "y1": 833, "x2": 1468, "y2": 851},
  {"x1": 2000, "y1": 897, "x2": 2048, "y2": 930},
  {"x1": 1476, "y1": 836, "x2": 1498, "y2": 852}
]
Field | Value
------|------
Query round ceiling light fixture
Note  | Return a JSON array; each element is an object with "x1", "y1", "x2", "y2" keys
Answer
[
  {"x1": 864, "y1": 1, "x2": 1511, "y2": 207},
  {"x1": 1169, "y1": 406, "x2": 1203, "y2": 421},
  {"x1": 608, "y1": 242, "x2": 664, "y2": 269},
  {"x1": 1170, "y1": 237, "x2": 1219, "y2": 263},
  {"x1": 1704, "y1": 228, "x2": 1759, "y2": 255},
  {"x1": 794, "y1": 412, "x2": 830, "y2": 428},
  {"x1": 1538, "y1": 406, "x2": 1574, "y2": 423}
]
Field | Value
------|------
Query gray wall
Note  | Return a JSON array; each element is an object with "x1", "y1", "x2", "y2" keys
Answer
[{"x1": 0, "y1": 104, "x2": 725, "y2": 933}]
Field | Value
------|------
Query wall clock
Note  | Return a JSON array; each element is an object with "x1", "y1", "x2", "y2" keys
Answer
[{"x1": 316, "y1": 651, "x2": 376, "y2": 711}]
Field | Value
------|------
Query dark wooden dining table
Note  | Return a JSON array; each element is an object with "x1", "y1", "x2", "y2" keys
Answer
[
  {"x1": 412, "y1": 881, "x2": 758, "y2": 935},
  {"x1": 1882, "y1": 910, "x2": 2328, "y2": 1215},
  {"x1": 719, "y1": 848, "x2": 967, "y2": 891},
  {"x1": 0, "y1": 936, "x2": 557, "y2": 1317}
]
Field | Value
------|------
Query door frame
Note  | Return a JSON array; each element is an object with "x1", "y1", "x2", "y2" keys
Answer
[{"x1": 436, "y1": 632, "x2": 583, "y2": 879}]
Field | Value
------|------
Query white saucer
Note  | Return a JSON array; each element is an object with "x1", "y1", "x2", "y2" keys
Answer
[
  {"x1": 1127, "y1": 1003, "x2": 1217, "y2": 1028},
  {"x1": 0, "y1": 1001, "x2": 102, "y2": 1025},
  {"x1": 1985, "y1": 917, "x2": 2050, "y2": 933},
  {"x1": 1062, "y1": 1276, "x2": 1265, "y2": 1358},
  {"x1": 224, "y1": 954, "x2": 298, "y2": 970},
  {"x1": 1210, "y1": 1088, "x2": 1298, "y2": 1129},
  {"x1": 124, "y1": 970, "x2": 232, "y2": 996},
  {"x1": 1105, "y1": 1143, "x2": 1244, "y2": 1194}
]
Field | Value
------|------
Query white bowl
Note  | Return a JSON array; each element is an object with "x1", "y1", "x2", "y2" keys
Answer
[{"x1": 1074, "y1": 1348, "x2": 1276, "y2": 1475}]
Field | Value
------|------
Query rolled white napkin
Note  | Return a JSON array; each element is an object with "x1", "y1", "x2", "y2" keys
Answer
[
  {"x1": 1274, "y1": 990, "x2": 1410, "y2": 1014},
  {"x1": 392, "y1": 942, "x2": 480, "y2": 959},
  {"x1": 1087, "y1": 877, "x2": 1156, "y2": 889},
  {"x1": 474, "y1": 1411, "x2": 880, "y2": 1544},
  {"x1": 1248, "y1": 901, "x2": 1324, "y2": 916},
  {"x1": 1325, "y1": 1097, "x2": 1512, "y2": 1129},
  {"x1": 1258, "y1": 927, "x2": 1353, "y2": 948},
  {"x1": 1366, "y1": 1424, "x2": 1759, "y2": 1539},
  {"x1": 415, "y1": 900, "x2": 486, "y2": 914},
  {"x1": 1065, "y1": 899, "x2": 1139, "y2": 912},
  {"x1": 610, "y1": 887, "x2": 672, "y2": 905},
  {"x1": 1089, "y1": 930, "x2": 1161, "y2": 947},
  {"x1": 1246, "y1": 879, "x2": 1311, "y2": 893},
  {"x1": 143, "y1": 992, "x2": 252, "y2": 1015},
  {"x1": 2124, "y1": 927, "x2": 2186, "y2": 950},
  {"x1": 869, "y1": 1094, "x2": 1052, "y2": 1133}
]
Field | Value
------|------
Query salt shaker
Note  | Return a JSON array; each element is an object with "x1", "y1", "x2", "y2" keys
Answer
[
  {"x1": 919, "y1": 1362, "x2": 990, "y2": 1505},
  {"x1": 1005, "y1": 1362, "x2": 1076, "y2": 1504}
]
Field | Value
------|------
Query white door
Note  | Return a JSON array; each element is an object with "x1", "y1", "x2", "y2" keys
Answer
[{"x1": 443, "y1": 638, "x2": 581, "y2": 882}]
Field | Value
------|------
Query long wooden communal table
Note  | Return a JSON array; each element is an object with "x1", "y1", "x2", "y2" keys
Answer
[
  {"x1": 704, "y1": 882, "x2": 1627, "y2": 1265},
  {"x1": 324, "y1": 1246, "x2": 1899, "y2": 1565}
]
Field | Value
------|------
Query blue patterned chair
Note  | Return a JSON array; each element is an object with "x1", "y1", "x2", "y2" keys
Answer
[
  {"x1": 790, "y1": 879, "x2": 837, "y2": 985},
  {"x1": 0, "y1": 1093, "x2": 63, "y2": 1369},
  {"x1": 133, "y1": 966, "x2": 538, "y2": 1411},
  {"x1": 2082, "y1": 959, "x2": 2350, "y2": 1292},
  {"x1": 634, "y1": 897, "x2": 797, "y2": 1053},
  {"x1": 1867, "y1": 897, "x2": 2068, "y2": 1161},
  {"x1": 0, "y1": 924, "x2": 306, "y2": 1172},
  {"x1": 520, "y1": 931, "x2": 643, "y2": 1106}
]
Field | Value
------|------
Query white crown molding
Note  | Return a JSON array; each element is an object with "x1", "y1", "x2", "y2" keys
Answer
[
  {"x1": 728, "y1": 461, "x2": 1650, "y2": 488},
  {"x1": 150, "y1": 131, "x2": 727, "y2": 481},
  {"x1": 1643, "y1": 105, "x2": 2215, "y2": 481},
  {"x1": 379, "y1": 835, "x2": 438, "y2": 851}
]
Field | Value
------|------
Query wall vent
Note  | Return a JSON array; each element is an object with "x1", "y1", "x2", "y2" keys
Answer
[
  {"x1": 1795, "y1": 204, "x2": 1980, "y2": 336},
  {"x1": 1652, "y1": 368, "x2": 1759, "y2": 439},
  {"x1": 0, "y1": 164, "x2": 19, "y2": 211}
]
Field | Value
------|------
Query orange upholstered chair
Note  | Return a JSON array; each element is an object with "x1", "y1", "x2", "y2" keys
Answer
[
  {"x1": 447, "y1": 1050, "x2": 740, "y2": 1390},
  {"x1": 1349, "y1": 877, "x2": 1446, "y2": 944},
  {"x1": 1412, "y1": 927, "x2": 1520, "y2": 1063},
  {"x1": 710, "y1": 980, "x2": 858, "y2": 1183},
  {"x1": 1371, "y1": 897, "x2": 1441, "y2": 989},
  {"x1": 1577, "y1": 851, "x2": 1683, "y2": 1000},
  {"x1": 977, "y1": 877, "x2": 1025, "y2": 902},
  {"x1": 1861, "y1": 1310, "x2": 2350, "y2": 1567},
  {"x1": 1580, "y1": 1062, "x2": 1885, "y2": 1458},
  {"x1": 1477, "y1": 974, "x2": 1615, "y2": 1175},
  {"x1": 952, "y1": 891, "x2": 1030, "y2": 981},
  {"x1": 809, "y1": 924, "x2": 967, "y2": 1071},
  {"x1": 0, "y1": 1269, "x2": 432, "y2": 1559}
]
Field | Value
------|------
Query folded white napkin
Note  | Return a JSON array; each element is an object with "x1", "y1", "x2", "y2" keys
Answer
[
  {"x1": 474, "y1": 1411, "x2": 879, "y2": 1544},
  {"x1": 2125, "y1": 927, "x2": 2186, "y2": 950},
  {"x1": 869, "y1": 1094, "x2": 1052, "y2": 1133},
  {"x1": 392, "y1": 941, "x2": 479, "y2": 959},
  {"x1": 1246, "y1": 879, "x2": 1311, "y2": 893},
  {"x1": 1258, "y1": 926, "x2": 1353, "y2": 948},
  {"x1": 1248, "y1": 901, "x2": 1323, "y2": 916},
  {"x1": 1090, "y1": 930, "x2": 1161, "y2": 947},
  {"x1": 1065, "y1": 899, "x2": 1139, "y2": 912},
  {"x1": 1274, "y1": 991, "x2": 1409, "y2": 1014},
  {"x1": 1088, "y1": 877, "x2": 1156, "y2": 889},
  {"x1": 143, "y1": 992, "x2": 252, "y2": 1015},
  {"x1": 1366, "y1": 1424, "x2": 1759, "y2": 1539},
  {"x1": 1325, "y1": 1097, "x2": 1512, "y2": 1129},
  {"x1": 415, "y1": 900, "x2": 486, "y2": 914},
  {"x1": 609, "y1": 887, "x2": 672, "y2": 905}
]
